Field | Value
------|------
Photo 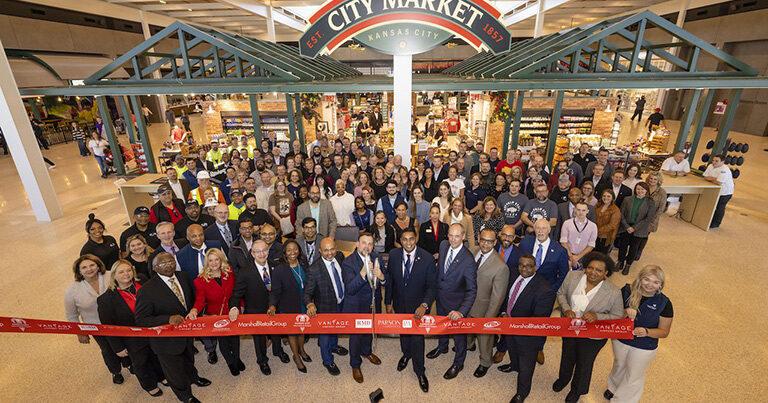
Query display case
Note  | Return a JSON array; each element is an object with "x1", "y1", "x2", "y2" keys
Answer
[{"x1": 220, "y1": 110, "x2": 290, "y2": 140}]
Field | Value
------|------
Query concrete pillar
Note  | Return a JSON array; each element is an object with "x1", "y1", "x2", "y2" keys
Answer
[
  {"x1": 534, "y1": 0, "x2": 546, "y2": 38},
  {"x1": 0, "y1": 38, "x2": 62, "y2": 221},
  {"x1": 266, "y1": 6, "x2": 276, "y2": 43},
  {"x1": 393, "y1": 54, "x2": 412, "y2": 168}
]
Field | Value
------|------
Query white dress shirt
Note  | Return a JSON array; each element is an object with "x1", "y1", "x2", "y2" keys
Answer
[
  {"x1": 322, "y1": 257, "x2": 345, "y2": 304},
  {"x1": 533, "y1": 237, "x2": 551, "y2": 263},
  {"x1": 158, "y1": 273, "x2": 186, "y2": 306},
  {"x1": 168, "y1": 180, "x2": 185, "y2": 200},
  {"x1": 571, "y1": 274, "x2": 603, "y2": 316},
  {"x1": 507, "y1": 274, "x2": 535, "y2": 310},
  {"x1": 191, "y1": 245, "x2": 207, "y2": 274},
  {"x1": 661, "y1": 157, "x2": 691, "y2": 173},
  {"x1": 402, "y1": 249, "x2": 415, "y2": 277},
  {"x1": 255, "y1": 262, "x2": 271, "y2": 284},
  {"x1": 475, "y1": 250, "x2": 491, "y2": 268}
]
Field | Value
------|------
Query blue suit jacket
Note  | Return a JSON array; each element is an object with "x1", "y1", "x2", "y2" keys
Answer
[
  {"x1": 436, "y1": 241, "x2": 477, "y2": 317},
  {"x1": 519, "y1": 235, "x2": 569, "y2": 292},
  {"x1": 176, "y1": 240, "x2": 224, "y2": 280},
  {"x1": 384, "y1": 246, "x2": 438, "y2": 314},
  {"x1": 341, "y1": 250, "x2": 385, "y2": 313}
]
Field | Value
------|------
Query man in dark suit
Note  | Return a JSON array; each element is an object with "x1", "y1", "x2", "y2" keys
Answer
[
  {"x1": 148, "y1": 221, "x2": 187, "y2": 272},
  {"x1": 597, "y1": 171, "x2": 633, "y2": 207},
  {"x1": 297, "y1": 217, "x2": 321, "y2": 266},
  {"x1": 176, "y1": 224, "x2": 223, "y2": 281},
  {"x1": 369, "y1": 106, "x2": 383, "y2": 133},
  {"x1": 555, "y1": 188, "x2": 596, "y2": 241},
  {"x1": 584, "y1": 163, "x2": 610, "y2": 195},
  {"x1": 519, "y1": 219, "x2": 570, "y2": 293},
  {"x1": 385, "y1": 229, "x2": 437, "y2": 392},
  {"x1": 227, "y1": 240, "x2": 276, "y2": 376},
  {"x1": 304, "y1": 237, "x2": 349, "y2": 375},
  {"x1": 204, "y1": 203, "x2": 239, "y2": 254},
  {"x1": 433, "y1": 156, "x2": 449, "y2": 183},
  {"x1": 492, "y1": 224, "x2": 526, "y2": 364},
  {"x1": 228, "y1": 217, "x2": 255, "y2": 274},
  {"x1": 341, "y1": 233, "x2": 385, "y2": 383},
  {"x1": 426, "y1": 223, "x2": 478, "y2": 380},
  {"x1": 135, "y1": 252, "x2": 211, "y2": 403},
  {"x1": 498, "y1": 254, "x2": 556, "y2": 402}
]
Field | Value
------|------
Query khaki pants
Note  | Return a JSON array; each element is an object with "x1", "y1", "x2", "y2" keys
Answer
[{"x1": 607, "y1": 340, "x2": 657, "y2": 403}]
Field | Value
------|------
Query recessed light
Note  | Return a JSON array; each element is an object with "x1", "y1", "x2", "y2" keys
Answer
[
  {"x1": 159, "y1": 0, "x2": 166, "y2": 3},
  {"x1": 187, "y1": 8, "x2": 192, "y2": 11}
]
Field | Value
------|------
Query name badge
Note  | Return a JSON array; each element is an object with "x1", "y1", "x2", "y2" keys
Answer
[{"x1": 425, "y1": 228, "x2": 432, "y2": 233}]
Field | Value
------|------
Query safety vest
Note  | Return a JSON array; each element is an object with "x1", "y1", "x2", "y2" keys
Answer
[
  {"x1": 206, "y1": 149, "x2": 223, "y2": 165},
  {"x1": 228, "y1": 203, "x2": 246, "y2": 220},
  {"x1": 173, "y1": 165, "x2": 188, "y2": 179}
]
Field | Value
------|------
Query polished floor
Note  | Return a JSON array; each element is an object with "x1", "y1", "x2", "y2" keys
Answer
[{"x1": 0, "y1": 114, "x2": 766, "y2": 402}]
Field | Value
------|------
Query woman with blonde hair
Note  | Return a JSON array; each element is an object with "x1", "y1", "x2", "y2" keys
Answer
[
  {"x1": 186, "y1": 248, "x2": 244, "y2": 376},
  {"x1": 442, "y1": 197, "x2": 476, "y2": 250},
  {"x1": 98, "y1": 260, "x2": 165, "y2": 396},
  {"x1": 637, "y1": 171, "x2": 667, "y2": 259},
  {"x1": 605, "y1": 265, "x2": 673, "y2": 403},
  {"x1": 124, "y1": 234, "x2": 154, "y2": 281},
  {"x1": 471, "y1": 196, "x2": 503, "y2": 243}
]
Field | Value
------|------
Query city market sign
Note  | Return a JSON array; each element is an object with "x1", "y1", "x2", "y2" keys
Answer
[{"x1": 299, "y1": 0, "x2": 511, "y2": 57}]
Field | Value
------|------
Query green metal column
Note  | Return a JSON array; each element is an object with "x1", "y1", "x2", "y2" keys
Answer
[
  {"x1": 96, "y1": 96, "x2": 125, "y2": 175},
  {"x1": 285, "y1": 93, "x2": 297, "y2": 142},
  {"x1": 687, "y1": 89, "x2": 716, "y2": 166},
  {"x1": 249, "y1": 94, "x2": 262, "y2": 144},
  {"x1": 501, "y1": 91, "x2": 514, "y2": 159},
  {"x1": 27, "y1": 99, "x2": 42, "y2": 120},
  {"x1": 117, "y1": 96, "x2": 136, "y2": 143},
  {"x1": 294, "y1": 93, "x2": 305, "y2": 145},
  {"x1": 510, "y1": 90, "x2": 525, "y2": 151},
  {"x1": 712, "y1": 89, "x2": 742, "y2": 155},
  {"x1": 355, "y1": 93, "x2": 361, "y2": 106},
  {"x1": 675, "y1": 89, "x2": 702, "y2": 152},
  {"x1": 442, "y1": 92, "x2": 449, "y2": 107},
  {"x1": 545, "y1": 91, "x2": 565, "y2": 168},
  {"x1": 129, "y1": 95, "x2": 157, "y2": 173}
]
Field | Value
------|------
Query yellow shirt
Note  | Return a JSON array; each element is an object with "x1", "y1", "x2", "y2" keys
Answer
[
  {"x1": 228, "y1": 203, "x2": 246, "y2": 220},
  {"x1": 173, "y1": 165, "x2": 188, "y2": 179}
]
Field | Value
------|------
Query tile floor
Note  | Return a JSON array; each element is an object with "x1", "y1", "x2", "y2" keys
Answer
[{"x1": 0, "y1": 113, "x2": 766, "y2": 402}]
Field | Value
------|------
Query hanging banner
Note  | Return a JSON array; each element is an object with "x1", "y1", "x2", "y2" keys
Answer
[
  {"x1": 0, "y1": 314, "x2": 633, "y2": 339},
  {"x1": 299, "y1": 0, "x2": 512, "y2": 57}
]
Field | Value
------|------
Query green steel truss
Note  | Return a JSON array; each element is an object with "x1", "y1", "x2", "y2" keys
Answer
[
  {"x1": 84, "y1": 21, "x2": 360, "y2": 85},
  {"x1": 444, "y1": 11, "x2": 758, "y2": 80}
]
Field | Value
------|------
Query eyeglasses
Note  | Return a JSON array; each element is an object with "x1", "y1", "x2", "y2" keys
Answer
[{"x1": 479, "y1": 238, "x2": 496, "y2": 244}]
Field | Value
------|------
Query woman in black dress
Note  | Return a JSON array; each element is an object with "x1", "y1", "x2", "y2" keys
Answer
[
  {"x1": 392, "y1": 201, "x2": 417, "y2": 248},
  {"x1": 417, "y1": 204, "x2": 449, "y2": 260},
  {"x1": 80, "y1": 213, "x2": 120, "y2": 270},
  {"x1": 124, "y1": 234, "x2": 153, "y2": 281},
  {"x1": 268, "y1": 240, "x2": 311, "y2": 373},
  {"x1": 421, "y1": 166, "x2": 438, "y2": 202}
]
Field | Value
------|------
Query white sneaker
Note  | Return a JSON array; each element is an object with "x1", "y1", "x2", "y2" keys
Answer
[{"x1": 48, "y1": 165, "x2": 56, "y2": 170}]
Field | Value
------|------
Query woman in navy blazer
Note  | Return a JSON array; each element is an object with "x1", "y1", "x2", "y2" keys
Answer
[
  {"x1": 268, "y1": 239, "x2": 312, "y2": 373},
  {"x1": 186, "y1": 249, "x2": 243, "y2": 376}
]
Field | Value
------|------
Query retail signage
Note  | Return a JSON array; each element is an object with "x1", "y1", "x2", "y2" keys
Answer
[{"x1": 299, "y1": 0, "x2": 511, "y2": 57}]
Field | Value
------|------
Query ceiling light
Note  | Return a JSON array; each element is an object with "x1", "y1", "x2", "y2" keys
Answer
[
  {"x1": 187, "y1": 8, "x2": 192, "y2": 11},
  {"x1": 159, "y1": 0, "x2": 166, "y2": 3}
]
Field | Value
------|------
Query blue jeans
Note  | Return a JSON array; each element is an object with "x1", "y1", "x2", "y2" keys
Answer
[
  {"x1": 94, "y1": 154, "x2": 108, "y2": 176},
  {"x1": 77, "y1": 140, "x2": 89, "y2": 156}
]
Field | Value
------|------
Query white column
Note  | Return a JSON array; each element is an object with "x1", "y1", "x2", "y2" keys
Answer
[
  {"x1": 534, "y1": 0, "x2": 546, "y2": 38},
  {"x1": 266, "y1": 5, "x2": 277, "y2": 42},
  {"x1": 0, "y1": 38, "x2": 62, "y2": 221},
  {"x1": 393, "y1": 54, "x2": 412, "y2": 168},
  {"x1": 140, "y1": 11, "x2": 168, "y2": 118}
]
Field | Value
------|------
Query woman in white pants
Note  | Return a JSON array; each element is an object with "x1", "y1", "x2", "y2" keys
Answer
[{"x1": 605, "y1": 265, "x2": 673, "y2": 402}]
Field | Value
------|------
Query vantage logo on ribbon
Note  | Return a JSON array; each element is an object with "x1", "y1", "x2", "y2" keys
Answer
[{"x1": 299, "y1": 0, "x2": 512, "y2": 57}]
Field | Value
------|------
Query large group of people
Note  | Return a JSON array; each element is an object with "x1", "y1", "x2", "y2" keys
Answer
[{"x1": 66, "y1": 133, "x2": 685, "y2": 402}]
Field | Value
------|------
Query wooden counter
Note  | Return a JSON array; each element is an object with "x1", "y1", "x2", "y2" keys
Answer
[
  {"x1": 659, "y1": 174, "x2": 721, "y2": 231},
  {"x1": 118, "y1": 174, "x2": 167, "y2": 224}
]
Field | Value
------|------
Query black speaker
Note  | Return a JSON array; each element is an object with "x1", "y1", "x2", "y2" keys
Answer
[
  {"x1": 737, "y1": 156, "x2": 744, "y2": 166},
  {"x1": 742, "y1": 143, "x2": 750, "y2": 153},
  {"x1": 728, "y1": 142, "x2": 737, "y2": 152},
  {"x1": 698, "y1": 165, "x2": 707, "y2": 171},
  {"x1": 733, "y1": 169, "x2": 740, "y2": 179},
  {"x1": 706, "y1": 140, "x2": 714, "y2": 150},
  {"x1": 701, "y1": 153, "x2": 710, "y2": 162}
]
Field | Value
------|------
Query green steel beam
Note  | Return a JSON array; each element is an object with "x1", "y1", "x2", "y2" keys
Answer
[
  {"x1": 295, "y1": 93, "x2": 305, "y2": 146},
  {"x1": 712, "y1": 89, "x2": 742, "y2": 154},
  {"x1": 687, "y1": 47, "x2": 700, "y2": 72},
  {"x1": 510, "y1": 90, "x2": 525, "y2": 150},
  {"x1": 675, "y1": 89, "x2": 702, "y2": 152},
  {"x1": 501, "y1": 91, "x2": 514, "y2": 158},
  {"x1": 177, "y1": 28, "x2": 193, "y2": 79},
  {"x1": 687, "y1": 89, "x2": 716, "y2": 165},
  {"x1": 546, "y1": 91, "x2": 565, "y2": 168},
  {"x1": 129, "y1": 95, "x2": 157, "y2": 173},
  {"x1": 629, "y1": 19, "x2": 646, "y2": 73},
  {"x1": 142, "y1": 36, "x2": 207, "y2": 78},
  {"x1": 249, "y1": 94, "x2": 262, "y2": 143},
  {"x1": 116, "y1": 96, "x2": 136, "y2": 143},
  {"x1": 285, "y1": 93, "x2": 297, "y2": 142},
  {"x1": 96, "y1": 96, "x2": 125, "y2": 175}
]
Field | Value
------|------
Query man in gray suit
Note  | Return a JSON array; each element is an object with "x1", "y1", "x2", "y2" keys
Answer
[
  {"x1": 297, "y1": 217, "x2": 321, "y2": 266},
  {"x1": 295, "y1": 185, "x2": 337, "y2": 239},
  {"x1": 468, "y1": 229, "x2": 510, "y2": 378}
]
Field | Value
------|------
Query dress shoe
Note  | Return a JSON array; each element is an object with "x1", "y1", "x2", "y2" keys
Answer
[
  {"x1": 365, "y1": 353, "x2": 382, "y2": 365},
  {"x1": 536, "y1": 351, "x2": 545, "y2": 365},
  {"x1": 112, "y1": 373, "x2": 124, "y2": 384},
  {"x1": 193, "y1": 377, "x2": 211, "y2": 387},
  {"x1": 492, "y1": 350, "x2": 506, "y2": 364},
  {"x1": 293, "y1": 355, "x2": 307, "y2": 373},
  {"x1": 509, "y1": 394, "x2": 525, "y2": 403},
  {"x1": 622, "y1": 263, "x2": 631, "y2": 276},
  {"x1": 186, "y1": 397, "x2": 201, "y2": 403},
  {"x1": 417, "y1": 374, "x2": 429, "y2": 393},
  {"x1": 300, "y1": 352, "x2": 312, "y2": 363},
  {"x1": 160, "y1": 379, "x2": 170, "y2": 387},
  {"x1": 228, "y1": 363, "x2": 240, "y2": 376},
  {"x1": 473, "y1": 365, "x2": 489, "y2": 378},
  {"x1": 467, "y1": 344, "x2": 477, "y2": 352},
  {"x1": 565, "y1": 391, "x2": 580, "y2": 402},
  {"x1": 275, "y1": 350, "x2": 290, "y2": 363},
  {"x1": 397, "y1": 356, "x2": 410, "y2": 371},
  {"x1": 552, "y1": 379, "x2": 568, "y2": 392},
  {"x1": 207, "y1": 351, "x2": 218, "y2": 364},
  {"x1": 324, "y1": 362, "x2": 341, "y2": 376},
  {"x1": 332, "y1": 346, "x2": 349, "y2": 356},
  {"x1": 147, "y1": 388, "x2": 163, "y2": 397},
  {"x1": 498, "y1": 363, "x2": 515, "y2": 373},
  {"x1": 426, "y1": 347, "x2": 448, "y2": 359},
  {"x1": 604, "y1": 389, "x2": 614, "y2": 400},
  {"x1": 238, "y1": 360, "x2": 246, "y2": 371},
  {"x1": 443, "y1": 365, "x2": 463, "y2": 379},
  {"x1": 258, "y1": 363, "x2": 272, "y2": 375},
  {"x1": 352, "y1": 367, "x2": 364, "y2": 383},
  {"x1": 192, "y1": 345, "x2": 199, "y2": 354}
]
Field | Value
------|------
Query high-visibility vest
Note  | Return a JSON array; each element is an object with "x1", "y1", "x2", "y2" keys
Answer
[{"x1": 228, "y1": 203, "x2": 246, "y2": 220}]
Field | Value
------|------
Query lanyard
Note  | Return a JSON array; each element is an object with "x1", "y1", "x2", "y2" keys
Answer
[{"x1": 572, "y1": 219, "x2": 589, "y2": 234}]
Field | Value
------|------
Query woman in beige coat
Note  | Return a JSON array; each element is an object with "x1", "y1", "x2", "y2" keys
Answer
[{"x1": 441, "y1": 197, "x2": 477, "y2": 251}]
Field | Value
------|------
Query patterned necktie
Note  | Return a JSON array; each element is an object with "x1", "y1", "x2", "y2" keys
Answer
[
  {"x1": 499, "y1": 246, "x2": 505, "y2": 260},
  {"x1": 330, "y1": 261, "x2": 344, "y2": 301},
  {"x1": 506, "y1": 278, "x2": 523, "y2": 316},
  {"x1": 307, "y1": 242, "x2": 315, "y2": 262},
  {"x1": 222, "y1": 224, "x2": 233, "y2": 246},
  {"x1": 535, "y1": 244, "x2": 544, "y2": 268},
  {"x1": 168, "y1": 277, "x2": 186, "y2": 307},
  {"x1": 261, "y1": 266, "x2": 271, "y2": 291},
  {"x1": 445, "y1": 249, "x2": 454, "y2": 273}
]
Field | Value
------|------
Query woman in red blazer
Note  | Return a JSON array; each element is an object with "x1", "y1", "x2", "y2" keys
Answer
[{"x1": 186, "y1": 248, "x2": 244, "y2": 376}]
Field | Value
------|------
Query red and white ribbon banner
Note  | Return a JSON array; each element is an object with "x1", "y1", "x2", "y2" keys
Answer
[{"x1": 0, "y1": 314, "x2": 633, "y2": 339}]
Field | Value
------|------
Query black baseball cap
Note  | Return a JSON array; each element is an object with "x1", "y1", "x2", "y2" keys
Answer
[
  {"x1": 185, "y1": 200, "x2": 200, "y2": 208},
  {"x1": 134, "y1": 206, "x2": 150, "y2": 215}
]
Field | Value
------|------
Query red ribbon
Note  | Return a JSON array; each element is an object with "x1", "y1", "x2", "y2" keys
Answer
[{"x1": 0, "y1": 314, "x2": 633, "y2": 339}]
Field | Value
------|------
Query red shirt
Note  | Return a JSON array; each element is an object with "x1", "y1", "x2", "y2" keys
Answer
[
  {"x1": 149, "y1": 204, "x2": 184, "y2": 224},
  {"x1": 193, "y1": 271, "x2": 236, "y2": 316},
  {"x1": 117, "y1": 283, "x2": 142, "y2": 313},
  {"x1": 495, "y1": 159, "x2": 523, "y2": 175}
]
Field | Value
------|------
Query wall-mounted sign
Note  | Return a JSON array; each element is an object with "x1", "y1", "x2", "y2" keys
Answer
[{"x1": 299, "y1": 0, "x2": 511, "y2": 58}]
